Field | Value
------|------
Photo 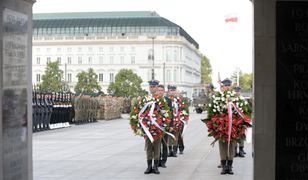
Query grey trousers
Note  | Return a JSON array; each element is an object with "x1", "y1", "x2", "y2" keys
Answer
[
  {"x1": 145, "y1": 138, "x2": 162, "y2": 160},
  {"x1": 219, "y1": 141, "x2": 235, "y2": 160}
]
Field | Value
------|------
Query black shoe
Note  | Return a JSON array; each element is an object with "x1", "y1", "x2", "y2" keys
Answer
[
  {"x1": 173, "y1": 147, "x2": 178, "y2": 157},
  {"x1": 239, "y1": 147, "x2": 245, "y2": 157},
  {"x1": 160, "y1": 162, "x2": 167, "y2": 168},
  {"x1": 168, "y1": 146, "x2": 173, "y2": 157},
  {"x1": 234, "y1": 153, "x2": 239, "y2": 157},
  {"x1": 220, "y1": 160, "x2": 227, "y2": 175},
  {"x1": 179, "y1": 151, "x2": 184, "y2": 154},
  {"x1": 144, "y1": 160, "x2": 152, "y2": 174},
  {"x1": 217, "y1": 164, "x2": 222, "y2": 168},
  {"x1": 153, "y1": 160, "x2": 160, "y2": 174},
  {"x1": 227, "y1": 160, "x2": 234, "y2": 175}
]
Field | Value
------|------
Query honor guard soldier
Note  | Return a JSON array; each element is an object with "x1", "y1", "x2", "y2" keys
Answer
[
  {"x1": 157, "y1": 84, "x2": 169, "y2": 168},
  {"x1": 144, "y1": 79, "x2": 161, "y2": 175},
  {"x1": 234, "y1": 86, "x2": 246, "y2": 157},
  {"x1": 219, "y1": 78, "x2": 235, "y2": 175},
  {"x1": 166, "y1": 85, "x2": 179, "y2": 157}
]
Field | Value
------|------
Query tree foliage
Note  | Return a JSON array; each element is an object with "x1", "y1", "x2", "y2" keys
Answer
[
  {"x1": 201, "y1": 55, "x2": 212, "y2": 84},
  {"x1": 230, "y1": 70, "x2": 252, "y2": 92},
  {"x1": 40, "y1": 61, "x2": 66, "y2": 92},
  {"x1": 74, "y1": 68, "x2": 101, "y2": 94},
  {"x1": 107, "y1": 69, "x2": 147, "y2": 97}
]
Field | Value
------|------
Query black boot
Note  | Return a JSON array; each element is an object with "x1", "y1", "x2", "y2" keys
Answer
[
  {"x1": 168, "y1": 146, "x2": 173, "y2": 157},
  {"x1": 173, "y1": 147, "x2": 178, "y2": 157},
  {"x1": 227, "y1": 160, "x2": 234, "y2": 175},
  {"x1": 239, "y1": 147, "x2": 245, "y2": 157},
  {"x1": 153, "y1": 160, "x2": 160, "y2": 174},
  {"x1": 220, "y1": 160, "x2": 227, "y2": 175},
  {"x1": 160, "y1": 161, "x2": 166, "y2": 168},
  {"x1": 144, "y1": 160, "x2": 152, "y2": 174}
]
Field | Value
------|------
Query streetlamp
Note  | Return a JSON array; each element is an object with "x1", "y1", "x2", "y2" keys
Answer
[{"x1": 149, "y1": 36, "x2": 156, "y2": 80}]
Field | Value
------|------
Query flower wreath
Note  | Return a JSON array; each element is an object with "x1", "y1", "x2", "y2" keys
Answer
[
  {"x1": 171, "y1": 96, "x2": 190, "y2": 132},
  {"x1": 204, "y1": 90, "x2": 252, "y2": 143},
  {"x1": 130, "y1": 95, "x2": 171, "y2": 141}
]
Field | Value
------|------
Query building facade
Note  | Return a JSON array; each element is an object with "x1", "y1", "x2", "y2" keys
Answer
[{"x1": 32, "y1": 11, "x2": 202, "y2": 98}]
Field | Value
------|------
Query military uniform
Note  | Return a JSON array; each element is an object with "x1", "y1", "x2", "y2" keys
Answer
[
  {"x1": 144, "y1": 80, "x2": 161, "y2": 175},
  {"x1": 233, "y1": 86, "x2": 246, "y2": 157},
  {"x1": 166, "y1": 85, "x2": 180, "y2": 157},
  {"x1": 219, "y1": 79, "x2": 235, "y2": 175}
]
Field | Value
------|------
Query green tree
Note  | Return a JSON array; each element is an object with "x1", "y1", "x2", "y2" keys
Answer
[
  {"x1": 40, "y1": 61, "x2": 66, "y2": 92},
  {"x1": 201, "y1": 55, "x2": 212, "y2": 84},
  {"x1": 230, "y1": 70, "x2": 252, "y2": 92},
  {"x1": 74, "y1": 68, "x2": 101, "y2": 94},
  {"x1": 107, "y1": 69, "x2": 147, "y2": 97}
]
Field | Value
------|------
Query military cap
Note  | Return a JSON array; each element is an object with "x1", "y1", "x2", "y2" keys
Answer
[
  {"x1": 221, "y1": 79, "x2": 232, "y2": 86},
  {"x1": 234, "y1": 86, "x2": 241, "y2": 92},
  {"x1": 167, "y1": 85, "x2": 177, "y2": 90},
  {"x1": 207, "y1": 83, "x2": 214, "y2": 90},
  {"x1": 148, "y1": 79, "x2": 159, "y2": 86}
]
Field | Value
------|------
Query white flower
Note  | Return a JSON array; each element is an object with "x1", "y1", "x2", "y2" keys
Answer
[
  {"x1": 216, "y1": 97, "x2": 221, "y2": 100},
  {"x1": 213, "y1": 109, "x2": 216, "y2": 112},
  {"x1": 240, "y1": 96, "x2": 245, "y2": 100},
  {"x1": 240, "y1": 103, "x2": 243, "y2": 107},
  {"x1": 236, "y1": 102, "x2": 239, "y2": 107},
  {"x1": 244, "y1": 101, "x2": 248, "y2": 105},
  {"x1": 131, "y1": 115, "x2": 137, "y2": 119},
  {"x1": 221, "y1": 97, "x2": 225, "y2": 101},
  {"x1": 226, "y1": 95, "x2": 230, "y2": 98},
  {"x1": 208, "y1": 103, "x2": 212, "y2": 107},
  {"x1": 212, "y1": 95, "x2": 216, "y2": 99},
  {"x1": 235, "y1": 97, "x2": 239, "y2": 101}
]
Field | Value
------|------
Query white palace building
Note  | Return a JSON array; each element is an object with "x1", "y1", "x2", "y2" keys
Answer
[{"x1": 32, "y1": 11, "x2": 202, "y2": 98}]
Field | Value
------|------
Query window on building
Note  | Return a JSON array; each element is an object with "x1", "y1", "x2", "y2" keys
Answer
[
  {"x1": 57, "y1": 57, "x2": 61, "y2": 64},
  {"x1": 57, "y1": 48, "x2": 61, "y2": 52},
  {"x1": 131, "y1": 56, "x2": 135, "y2": 64},
  {"x1": 67, "y1": 73, "x2": 72, "y2": 83},
  {"x1": 166, "y1": 48, "x2": 172, "y2": 62},
  {"x1": 67, "y1": 57, "x2": 72, "y2": 64},
  {"x1": 148, "y1": 49, "x2": 153, "y2": 61},
  {"x1": 47, "y1": 57, "x2": 51, "y2": 64},
  {"x1": 47, "y1": 48, "x2": 51, "y2": 52},
  {"x1": 36, "y1": 57, "x2": 40, "y2": 64},
  {"x1": 99, "y1": 56, "x2": 104, "y2": 64},
  {"x1": 174, "y1": 49, "x2": 179, "y2": 61},
  {"x1": 67, "y1": 47, "x2": 72, "y2": 52},
  {"x1": 131, "y1": 46, "x2": 135, "y2": 52},
  {"x1": 174, "y1": 69, "x2": 178, "y2": 82},
  {"x1": 36, "y1": 74, "x2": 41, "y2": 82},
  {"x1": 166, "y1": 70, "x2": 171, "y2": 83},
  {"x1": 110, "y1": 56, "x2": 114, "y2": 64},
  {"x1": 88, "y1": 57, "x2": 92, "y2": 64},
  {"x1": 109, "y1": 47, "x2": 114, "y2": 52},
  {"x1": 78, "y1": 57, "x2": 82, "y2": 64},
  {"x1": 120, "y1": 47, "x2": 124, "y2": 52},
  {"x1": 78, "y1": 47, "x2": 82, "y2": 52},
  {"x1": 110, "y1": 73, "x2": 114, "y2": 82},
  {"x1": 120, "y1": 56, "x2": 124, "y2": 64},
  {"x1": 99, "y1": 47, "x2": 103, "y2": 52},
  {"x1": 99, "y1": 73, "x2": 104, "y2": 82},
  {"x1": 88, "y1": 47, "x2": 93, "y2": 52},
  {"x1": 36, "y1": 48, "x2": 40, "y2": 52}
]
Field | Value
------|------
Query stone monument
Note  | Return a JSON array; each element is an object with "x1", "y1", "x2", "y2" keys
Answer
[{"x1": 0, "y1": 0, "x2": 35, "y2": 179}]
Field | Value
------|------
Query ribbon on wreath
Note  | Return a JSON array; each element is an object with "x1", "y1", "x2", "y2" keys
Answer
[
  {"x1": 226, "y1": 100, "x2": 250, "y2": 157},
  {"x1": 139, "y1": 101, "x2": 175, "y2": 143}
]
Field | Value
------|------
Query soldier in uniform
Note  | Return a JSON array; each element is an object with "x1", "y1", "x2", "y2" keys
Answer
[
  {"x1": 156, "y1": 84, "x2": 169, "y2": 168},
  {"x1": 166, "y1": 85, "x2": 179, "y2": 157},
  {"x1": 234, "y1": 86, "x2": 246, "y2": 157},
  {"x1": 144, "y1": 79, "x2": 161, "y2": 175},
  {"x1": 219, "y1": 79, "x2": 235, "y2": 175}
]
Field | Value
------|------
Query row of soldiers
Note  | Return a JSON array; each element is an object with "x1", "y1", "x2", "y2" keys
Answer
[
  {"x1": 32, "y1": 91, "x2": 73, "y2": 132},
  {"x1": 139, "y1": 80, "x2": 188, "y2": 175}
]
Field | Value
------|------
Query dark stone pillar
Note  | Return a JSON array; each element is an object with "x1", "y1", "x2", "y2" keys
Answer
[{"x1": 0, "y1": 0, "x2": 35, "y2": 180}]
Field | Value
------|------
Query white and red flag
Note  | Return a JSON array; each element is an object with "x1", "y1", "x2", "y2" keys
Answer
[{"x1": 225, "y1": 13, "x2": 238, "y2": 23}]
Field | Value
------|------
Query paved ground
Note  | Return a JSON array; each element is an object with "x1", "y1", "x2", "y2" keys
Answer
[{"x1": 33, "y1": 110, "x2": 253, "y2": 180}]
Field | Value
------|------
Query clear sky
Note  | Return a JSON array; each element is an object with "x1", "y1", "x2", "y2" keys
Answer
[{"x1": 33, "y1": 0, "x2": 253, "y2": 87}]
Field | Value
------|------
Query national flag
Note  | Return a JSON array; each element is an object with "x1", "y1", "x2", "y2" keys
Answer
[{"x1": 225, "y1": 14, "x2": 238, "y2": 23}]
